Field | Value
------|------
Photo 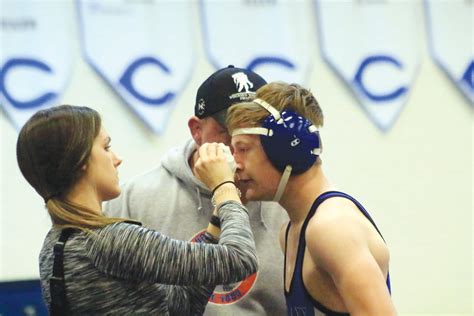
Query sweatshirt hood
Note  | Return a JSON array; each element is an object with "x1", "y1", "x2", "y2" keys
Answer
[
  {"x1": 161, "y1": 139, "x2": 211, "y2": 196},
  {"x1": 161, "y1": 139, "x2": 269, "y2": 228}
]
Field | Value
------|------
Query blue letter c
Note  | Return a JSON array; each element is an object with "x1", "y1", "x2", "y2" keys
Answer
[
  {"x1": 0, "y1": 58, "x2": 57, "y2": 109},
  {"x1": 247, "y1": 56, "x2": 295, "y2": 73},
  {"x1": 119, "y1": 56, "x2": 175, "y2": 106},
  {"x1": 353, "y1": 55, "x2": 407, "y2": 102}
]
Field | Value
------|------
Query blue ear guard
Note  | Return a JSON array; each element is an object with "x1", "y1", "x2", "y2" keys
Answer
[{"x1": 261, "y1": 110, "x2": 321, "y2": 174}]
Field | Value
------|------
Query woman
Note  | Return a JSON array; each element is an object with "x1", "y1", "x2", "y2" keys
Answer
[{"x1": 16, "y1": 105, "x2": 256, "y2": 315}]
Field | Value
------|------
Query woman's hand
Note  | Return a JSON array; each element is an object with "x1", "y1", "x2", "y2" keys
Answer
[{"x1": 194, "y1": 143, "x2": 235, "y2": 191}]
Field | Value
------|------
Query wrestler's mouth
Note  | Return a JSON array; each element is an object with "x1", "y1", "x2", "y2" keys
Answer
[{"x1": 237, "y1": 179, "x2": 252, "y2": 187}]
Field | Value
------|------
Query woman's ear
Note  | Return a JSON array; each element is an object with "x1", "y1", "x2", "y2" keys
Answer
[{"x1": 81, "y1": 163, "x2": 88, "y2": 171}]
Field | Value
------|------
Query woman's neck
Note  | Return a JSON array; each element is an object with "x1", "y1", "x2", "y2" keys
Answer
[{"x1": 66, "y1": 182, "x2": 102, "y2": 215}]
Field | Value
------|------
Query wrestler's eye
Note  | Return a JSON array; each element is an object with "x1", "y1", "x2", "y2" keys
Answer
[{"x1": 236, "y1": 147, "x2": 248, "y2": 154}]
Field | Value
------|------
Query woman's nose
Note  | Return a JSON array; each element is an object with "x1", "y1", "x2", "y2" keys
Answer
[{"x1": 114, "y1": 153, "x2": 123, "y2": 167}]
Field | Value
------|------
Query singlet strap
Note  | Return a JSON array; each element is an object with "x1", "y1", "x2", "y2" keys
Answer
[
  {"x1": 284, "y1": 222, "x2": 291, "y2": 251},
  {"x1": 301, "y1": 191, "x2": 391, "y2": 294},
  {"x1": 299, "y1": 191, "x2": 342, "y2": 240},
  {"x1": 50, "y1": 228, "x2": 76, "y2": 316},
  {"x1": 283, "y1": 222, "x2": 291, "y2": 293},
  {"x1": 309, "y1": 191, "x2": 386, "y2": 242},
  {"x1": 284, "y1": 193, "x2": 331, "y2": 294}
]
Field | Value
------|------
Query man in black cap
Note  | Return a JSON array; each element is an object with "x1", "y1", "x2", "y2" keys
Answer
[
  {"x1": 105, "y1": 66, "x2": 288, "y2": 315},
  {"x1": 188, "y1": 65, "x2": 267, "y2": 153}
]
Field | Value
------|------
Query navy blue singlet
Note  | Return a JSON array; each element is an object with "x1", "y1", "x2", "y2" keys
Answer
[{"x1": 284, "y1": 191, "x2": 391, "y2": 316}]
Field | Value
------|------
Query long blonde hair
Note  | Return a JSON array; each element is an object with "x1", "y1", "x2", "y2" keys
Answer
[{"x1": 17, "y1": 105, "x2": 125, "y2": 230}]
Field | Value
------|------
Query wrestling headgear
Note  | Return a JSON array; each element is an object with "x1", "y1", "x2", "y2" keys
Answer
[{"x1": 232, "y1": 98, "x2": 322, "y2": 201}]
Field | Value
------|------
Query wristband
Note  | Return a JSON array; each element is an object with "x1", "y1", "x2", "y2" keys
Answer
[
  {"x1": 211, "y1": 184, "x2": 242, "y2": 207},
  {"x1": 209, "y1": 215, "x2": 221, "y2": 228},
  {"x1": 211, "y1": 180, "x2": 235, "y2": 195}
]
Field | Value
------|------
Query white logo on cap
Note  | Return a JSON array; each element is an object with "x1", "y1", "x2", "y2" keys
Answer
[
  {"x1": 197, "y1": 98, "x2": 206, "y2": 115},
  {"x1": 232, "y1": 72, "x2": 254, "y2": 92}
]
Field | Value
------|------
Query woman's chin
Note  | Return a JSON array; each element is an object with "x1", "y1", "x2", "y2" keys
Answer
[{"x1": 103, "y1": 189, "x2": 121, "y2": 202}]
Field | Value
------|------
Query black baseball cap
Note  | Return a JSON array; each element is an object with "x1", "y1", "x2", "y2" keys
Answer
[{"x1": 194, "y1": 65, "x2": 267, "y2": 127}]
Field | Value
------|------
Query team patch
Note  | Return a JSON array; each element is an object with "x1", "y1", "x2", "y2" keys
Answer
[{"x1": 190, "y1": 230, "x2": 257, "y2": 305}]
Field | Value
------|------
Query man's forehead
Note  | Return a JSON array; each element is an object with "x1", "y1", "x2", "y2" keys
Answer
[
  {"x1": 231, "y1": 134, "x2": 259, "y2": 146},
  {"x1": 204, "y1": 116, "x2": 228, "y2": 133}
]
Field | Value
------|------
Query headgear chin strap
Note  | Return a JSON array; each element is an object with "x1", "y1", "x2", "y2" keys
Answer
[
  {"x1": 273, "y1": 165, "x2": 292, "y2": 202},
  {"x1": 232, "y1": 98, "x2": 322, "y2": 202}
]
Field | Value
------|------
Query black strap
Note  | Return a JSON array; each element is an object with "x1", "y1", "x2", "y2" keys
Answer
[
  {"x1": 211, "y1": 180, "x2": 236, "y2": 195},
  {"x1": 50, "y1": 228, "x2": 76, "y2": 316},
  {"x1": 209, "y1": 215, "x2": 221, "y2": 228}
]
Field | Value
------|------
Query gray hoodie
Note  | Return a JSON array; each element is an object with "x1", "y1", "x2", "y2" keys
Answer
[{"x1": 104, "y1": 139, "x2": 288, "y2": 315}]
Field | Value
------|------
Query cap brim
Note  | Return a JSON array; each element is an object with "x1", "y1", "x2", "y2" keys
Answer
[{"x1": 211, "y1": 109, "x2": 228, "y2": 128}]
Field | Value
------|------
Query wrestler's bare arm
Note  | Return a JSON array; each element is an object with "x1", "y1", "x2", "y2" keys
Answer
[{"x1": 305, "y1": 206, "x2": 396, "y2": 316}]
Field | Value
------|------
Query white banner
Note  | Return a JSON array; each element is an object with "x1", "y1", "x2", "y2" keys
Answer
[
  {"x1": 316, "y1": 0, "x2": 421, "y2": 131},
  {"x1": 0, "y1": 0, "x2": 73, "y2": 130},
  {"x1": 201, "y1": 0, "x2": 312, "y2": 84},
  {"x1": 425, "y1": 0, "x2": 473, "y2": 104},
  {"x1": 77, "y1": 0, "x2": 195, "y2": 133}
]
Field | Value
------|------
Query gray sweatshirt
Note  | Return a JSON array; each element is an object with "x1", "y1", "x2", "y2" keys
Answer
[
  {"x1": 39, "y1": 202, "x2": 257, "y2": 315},
  {"x1": 104, "y1": 139, "x2": 288, "y2": 315}
]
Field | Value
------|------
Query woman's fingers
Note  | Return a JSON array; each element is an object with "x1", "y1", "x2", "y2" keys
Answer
[{"x1": 195, "y1": 143, "x2": 234, "y2": 190}]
